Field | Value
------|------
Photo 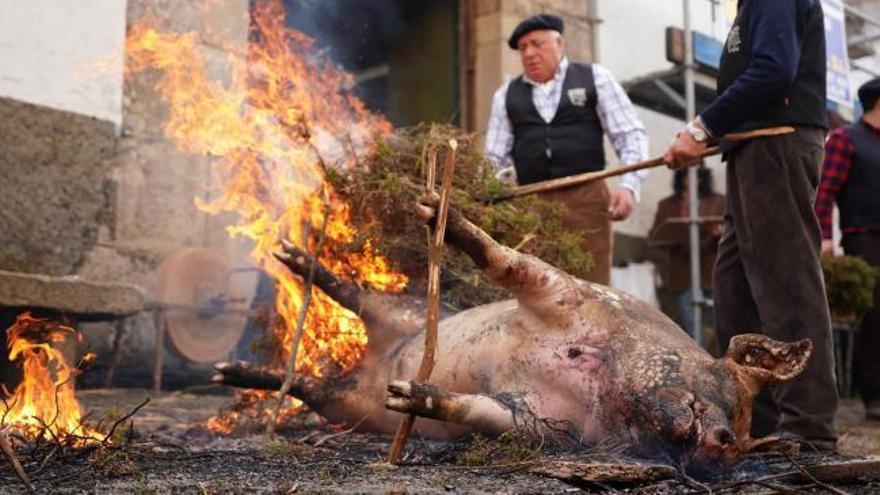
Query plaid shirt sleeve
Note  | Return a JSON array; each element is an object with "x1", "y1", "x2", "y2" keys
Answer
[
  {"x1": 592, "y1": 64, "x2": 650, "y2": 201},
  {"x1": 484, "y1": 81, "x2": 514, "y2": 172},
  {"x1": 815, "y1": 128, "x2": 854, "y2": 239}
]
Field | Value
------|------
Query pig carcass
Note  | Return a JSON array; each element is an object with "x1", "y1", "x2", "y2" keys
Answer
[{"x1": 213, "y1": 196, "x2": 812, "y2": 470}]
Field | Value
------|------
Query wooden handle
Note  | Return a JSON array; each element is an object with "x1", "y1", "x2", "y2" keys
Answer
[{"x1": 487, "y1": 125, "x2": 795, "y2": 203}]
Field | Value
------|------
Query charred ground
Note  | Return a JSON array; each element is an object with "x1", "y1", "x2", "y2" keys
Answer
[{"x1": 3, "y1": 388, "x2": 880, "y2": 493}]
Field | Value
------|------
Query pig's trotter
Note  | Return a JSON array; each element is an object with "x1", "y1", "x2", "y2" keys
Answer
[{"x1": 385, "y1": 380, "x2": 516, "y2": 435}]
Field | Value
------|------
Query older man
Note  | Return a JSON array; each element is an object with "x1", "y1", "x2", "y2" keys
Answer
[{"x1": 485, "y1": 14, "x2": 648, "y2": 285}]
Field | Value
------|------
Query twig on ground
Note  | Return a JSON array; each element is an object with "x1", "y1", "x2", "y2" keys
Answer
[
  {"x1": 296, "y1": 430, "x2": 322, "y2": 444},
  {"x1": 710, "y1": 470, "x2": 800, "y2": 493},
  {"x1": 784, "y1": 452, "x2": 851, "y2": 495},
  {"x1": 313, "y1": 416, "x2": 368, "y2": 447},
  {"x1": 0, "y1": 430, "x2": 34, "y2": 491},
  {"x1": 678, "y1": 471, "x2": 712, "y2": 494},
  {"x1": 103, "y1": 398, "x2": 151, "y2": 444},
  {"x1": 756, "y1": 480, "x2": 806, "y2": 493}
]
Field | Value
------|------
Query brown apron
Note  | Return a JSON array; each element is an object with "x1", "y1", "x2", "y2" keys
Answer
[{"x1": 538, "y1": 180, "x2": 612, "y2": 285}]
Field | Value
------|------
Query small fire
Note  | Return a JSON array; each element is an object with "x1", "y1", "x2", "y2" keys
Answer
[
  {"x1": 0, "y1": 313, "x2": 100, "y2": 445},
  {"x1": 124, "y1": 0, "x2": 406, "y2": 388},
  {"x1": 204, "y1": 389, "x2": 304, "y2": 435}
]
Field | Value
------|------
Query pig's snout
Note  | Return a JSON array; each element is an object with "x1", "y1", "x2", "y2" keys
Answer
[{"x1": 693, "y1": 425, "x2": 739, "y2": 469}]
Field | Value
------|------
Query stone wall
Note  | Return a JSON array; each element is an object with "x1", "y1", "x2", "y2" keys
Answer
[
  {"x1": 73, "y1": 0, "x2": 255, "y2": 386},
  {"x1": 0, "y1": 97, "x2": 118, "y2": 276}
]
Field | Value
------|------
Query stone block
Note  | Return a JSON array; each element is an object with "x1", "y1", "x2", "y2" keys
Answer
[
  {"x1": 0, "y1": 97, "x2": 118, "y2": 276},
  {"x1": 0, "y1": 269, "x2": 145, "y2": 319},
  {"x1": 474, "y1": 0, "x2": 501, "y2": 17},
  {"x1": 475, "y1": 12, "x2": 503, "y2": 46}
]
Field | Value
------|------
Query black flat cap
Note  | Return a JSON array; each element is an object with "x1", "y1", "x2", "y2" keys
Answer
[
  {"x1": 507, "y1": 14, "x2": 564, "y2": 49},
  {"x1": 858, "y1": 77, "x2": 880, "y2": 111}
]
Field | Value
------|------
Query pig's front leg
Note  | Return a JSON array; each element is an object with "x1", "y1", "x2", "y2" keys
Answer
[{"x1": 385, "y1": 380, "x2": 517, "y2": 435}]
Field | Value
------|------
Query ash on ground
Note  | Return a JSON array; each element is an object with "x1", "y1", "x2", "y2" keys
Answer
[{"x1": 3, "y1": 388, "x2": 880, "y2": 493}]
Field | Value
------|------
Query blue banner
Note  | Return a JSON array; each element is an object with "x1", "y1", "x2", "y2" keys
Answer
[{"x1": 822, "y1": 0, "x2": 852, "y2": 107}]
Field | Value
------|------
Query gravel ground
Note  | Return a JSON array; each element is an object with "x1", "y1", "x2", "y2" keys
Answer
[{"x1": 2, "y1": 388, "x2": 880, "y2": 493}]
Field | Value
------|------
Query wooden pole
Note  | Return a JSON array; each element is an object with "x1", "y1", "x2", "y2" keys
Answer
[
  {"x1": 267, "y1": 200, "x2": 329, "y2": 437},
  {"x1": 487, "y1": 125, "x2": 795, "y2": 203},
  {"x1": 387, "y1": 139, "x2": 457, "y2": 464}
]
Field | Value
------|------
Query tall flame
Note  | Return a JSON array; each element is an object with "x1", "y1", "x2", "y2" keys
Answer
[
  {"x1": 1, "y1": 313, "x2": 100, "y2": 444},
  {"x1": 125, "y1": 0, "x2": 406, "y2": 377}
]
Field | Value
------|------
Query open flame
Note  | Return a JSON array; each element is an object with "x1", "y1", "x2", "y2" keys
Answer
[
  {"x1": 124, "y1": 0, "x2": 406, "y2": 384},
  {"x1": 0, "y1": 313, "x2": 100, "y2": 445}
]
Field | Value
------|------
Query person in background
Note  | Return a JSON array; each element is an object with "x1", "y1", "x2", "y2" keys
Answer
[
  {"x1": 648, "y1": 168, "x2": 725, "y2": 338},
  {"x1": 664, "y1": 0, "x2": 837, "y2": 451},
  {"x1": 815, "y1": 77, "x2": 880, "y2": 420},
  {"x1": 485, "y1": 14, "x2": 649, "y2": 285}
]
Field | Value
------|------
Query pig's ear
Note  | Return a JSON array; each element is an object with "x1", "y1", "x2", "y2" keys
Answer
[{"x1": 724, "y1": 333, "x2": 812, "y2": 388}]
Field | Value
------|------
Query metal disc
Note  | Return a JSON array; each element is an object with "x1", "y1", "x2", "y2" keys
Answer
[{"x1": 154, "y1": 247, "x2": 250, "y2": 363}]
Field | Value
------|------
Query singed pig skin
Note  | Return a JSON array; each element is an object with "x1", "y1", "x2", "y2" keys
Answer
[{"x1": 261, "y1": 203, "x2": 813, "y2": 471}]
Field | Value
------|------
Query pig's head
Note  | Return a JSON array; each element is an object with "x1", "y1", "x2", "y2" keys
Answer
[{"x1": 629, "y1": 334, "x2": 812, "y2": 472}]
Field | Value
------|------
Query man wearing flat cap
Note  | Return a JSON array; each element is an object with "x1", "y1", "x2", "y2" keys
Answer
[
  {"x1": 665, "y1": 0, "x2": 837, "y2": 451},
  {"x1": 816, "y1": 77, "x2": 880, "y2": 420},
  {"x1": 485, "y1": 13, "x2": 649, "y2": 286}
]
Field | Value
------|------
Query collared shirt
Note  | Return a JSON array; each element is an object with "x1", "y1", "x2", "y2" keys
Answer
[
  {"x1": 815, "y1": 119, "x2": 880, "y2": 239},
  {"x1": 485, "y1": 57, "x2": 650, "y2": 200}
]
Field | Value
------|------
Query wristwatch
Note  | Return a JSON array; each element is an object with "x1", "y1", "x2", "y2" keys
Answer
[{"x1": 686, "y1": 120, "x2": 710, "y2": 143}]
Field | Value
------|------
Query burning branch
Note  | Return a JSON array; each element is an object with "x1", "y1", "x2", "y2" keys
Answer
[
  {"x1": 267, "y1": 197, "x2": 330, "y2": 437},
  {"x1": 387, "y1": 139, "x2": 457, "y2": 463}
]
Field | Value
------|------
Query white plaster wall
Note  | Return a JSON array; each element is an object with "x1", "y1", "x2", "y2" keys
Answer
[
  {"x1": 0, "y1": 0, "x2": 126, "y2": 126},
  {"x1": 594, "y1": 0, "x2": 726, "y2": 80}
]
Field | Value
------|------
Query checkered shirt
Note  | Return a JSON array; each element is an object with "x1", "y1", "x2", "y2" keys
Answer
[
  {"x1": 815, "y1": 121, "x2": 880, "y2": 239},
  {"x1": 485, "y1": 58, "x2": 649, "y2": 200}
]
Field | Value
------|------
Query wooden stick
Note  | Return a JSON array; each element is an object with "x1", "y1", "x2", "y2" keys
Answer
[
  {"x1": 488, "y1": 125, "x2": 795, "y2": 203},
  {"x1": 266, "y1": 201, "x2": 329, "y2": 437},
  {"x1": 0, "y1": 431, "x2": 34, "y2": 491},
  {"x1": 387, "y1": 139, "x2": 457, "y2": 464}
]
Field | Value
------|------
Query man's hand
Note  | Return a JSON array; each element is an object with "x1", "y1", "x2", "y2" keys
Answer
[
  {"x1": 821, "y1": 239, "x2": 835, "y2": 256},
  {"x1": 664, "y1": 130, "x2": 708, "y2": 169},
  {"x1": 609, "y1": 187, "x2": 635, "y2": 221}
]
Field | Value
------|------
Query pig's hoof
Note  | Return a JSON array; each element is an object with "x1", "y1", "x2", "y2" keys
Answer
[
  {"x1": 385, "y1": 380, "x2": 416, "y2": 413},
  {"x1": 415, "y1": 192, "x2": 440, "y2": 220},
  {"x1": 387, "y1": 380, "x2": 412, "y2": 396},
  {"x1": 385, "y1": 380, "x2": 448, "y2": 419}
]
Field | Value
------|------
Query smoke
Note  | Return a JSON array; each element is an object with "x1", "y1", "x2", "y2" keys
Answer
[{"x1": 281, "y1": 0, "x2": 405, "y2": 70}]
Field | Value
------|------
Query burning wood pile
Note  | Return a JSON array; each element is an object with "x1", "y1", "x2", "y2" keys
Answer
[
  {"x1": 123, "y1": 0, "x2": 589, "y2": 436},
  {"x1": 0, "y1": 314, "x2": 147, "y2": 490}
]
